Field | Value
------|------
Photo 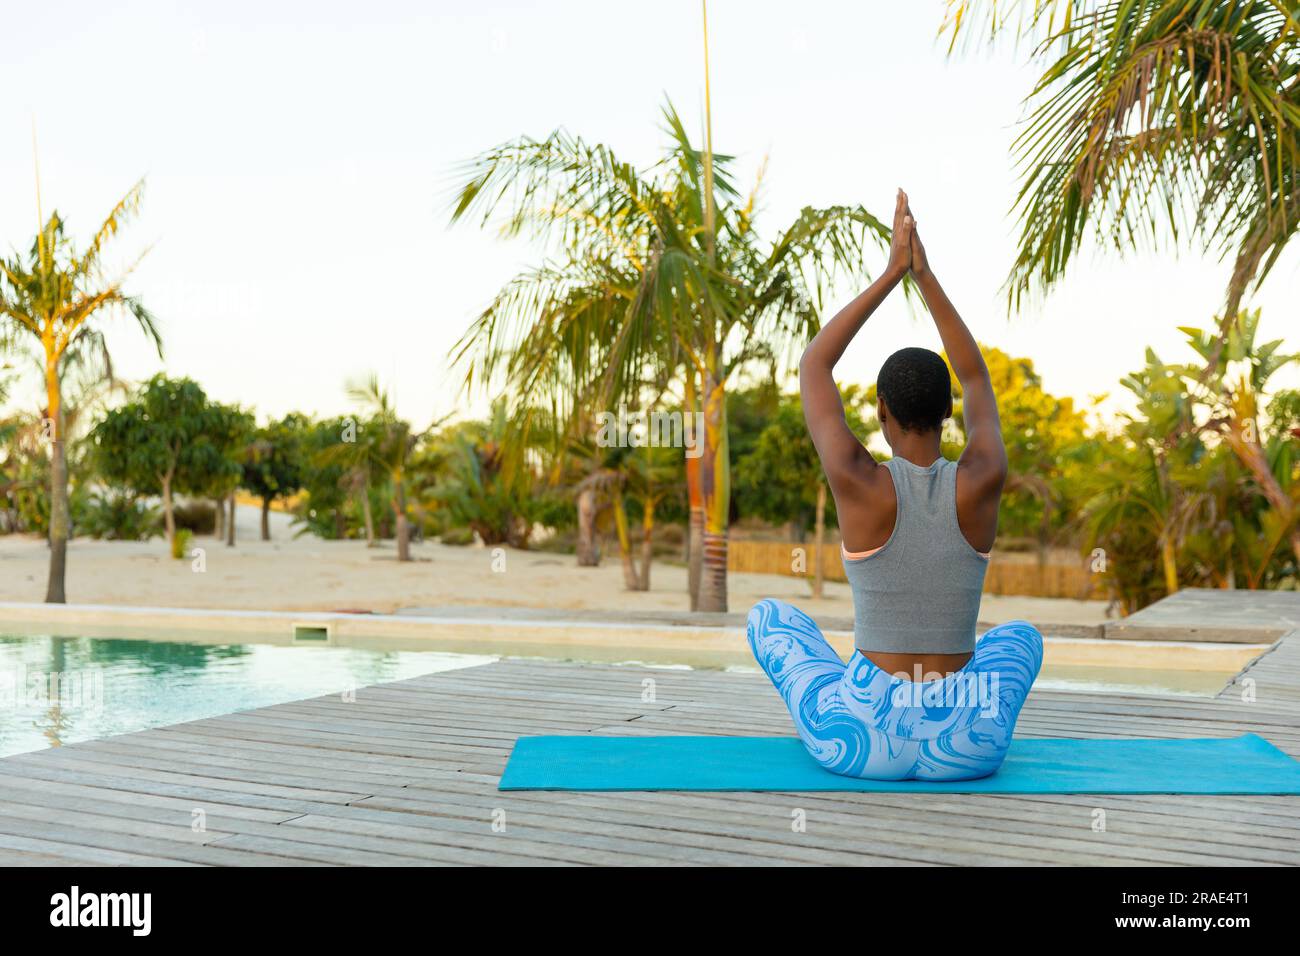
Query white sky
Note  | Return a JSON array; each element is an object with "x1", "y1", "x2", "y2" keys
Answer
[{"x1": 2, "y1": 0, "x2": 1296, "y2": 428}]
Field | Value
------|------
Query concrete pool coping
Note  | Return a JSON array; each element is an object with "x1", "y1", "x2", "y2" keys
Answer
[{"x1": 0, "y1": 600, "x2": 1271, "y2": 675}]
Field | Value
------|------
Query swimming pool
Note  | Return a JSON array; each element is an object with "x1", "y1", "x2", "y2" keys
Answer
[{"x1": 0, "y1": 634, "x2": 494, "y2": 758}]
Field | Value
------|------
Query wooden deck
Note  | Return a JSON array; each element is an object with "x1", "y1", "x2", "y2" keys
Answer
[{"x1": 0, "y1": 627, "x2": 1298, "y2": 866}]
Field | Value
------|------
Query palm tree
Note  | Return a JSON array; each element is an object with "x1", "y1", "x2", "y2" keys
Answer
[
  {"x1": 345, "y1": 374, "x2": 442, "y2": 562},
  {"x1": 0, "y1": 181, "x2": 159, "y2": 602},
  {"x1": 1080, "y1": 349, "x2": 1212, "y2": 607},
  {"x1": 568, "y1": 434, "x2": 682, "y2": 591},
  {"x1": 943, "y1": 0, "x2": 1300, "y2": 580},
  {"x1": 423, "y1": 398, "x2": 547, "y2": 548},
  {"x1": 317, "y1": 415, "x2": 382, "y2": 546},
  {"x1": 448, "y1": 104, "x2": 896, "y2": 611},
  {"x1": 942, "y1": 1, "x2": 1299, "y2": 318},
  {"x1": 1181, "y1": 310, "x2": 1300, "y2": 562},
  {"x1": 1080, "y1": 443, "x2": 1212, "y2": 608}
]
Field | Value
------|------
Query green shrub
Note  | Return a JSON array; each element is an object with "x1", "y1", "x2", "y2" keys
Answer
[
  {"x1": 78, "y1": 490, "x2": 161, "y2": 541},
  {"x1": 173, "y1": 500, "x2": 217, "y2": 534},
  {"x1": 171, "y1": 528, "x2": 193, "y2": 560},
  {"x1": 439, "y1": 526, "x2": 475, "y2": 546}
]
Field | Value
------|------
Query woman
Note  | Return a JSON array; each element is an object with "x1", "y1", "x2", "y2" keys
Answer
[{"x1": 747, "y1": 190, "x2": 1043, "y2": 781}]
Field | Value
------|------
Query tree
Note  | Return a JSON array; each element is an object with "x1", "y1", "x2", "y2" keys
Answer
[
  {"x1": 345, "y1": 375, "x2": 436, "y2": 562},
  {"x1": 449, "y1": 102, "x2": 898, "y2": 611},
  {"x1": 89, "y1": 375, "x2": 220, "y2": 552},
  {"x1": 1181, "y1": 310, "x2": 1300, "y2": 563},
  {"x1": 942, "y1": 1, "x2": 1300, "y2": 320},
  {"x1": 942, "y1": 1, "x2": 1300, "y2": 561},
  {"x1": 1067, "y1": 318, "x2": 1298, "y2": 611},
  {"x1": 427, "y1": 401, "x2": 541, "y2": 549},
  {"x1": 240, "y1": 414, "x2": 308, "y2": 541},
  {"x1": 736, "y1": 388, "x2": 876, "y2": 597},
  {"x1": 315, "y1": 414, "x2": 386, "y2": 546},
  {"x1": 297, "y1": 416, "x2": 362, "y2": 540},
  {"x1": 190, "y1": 403, "x2": 253, "y2": 542},
  {"x1": 565, "y1": 431, "x2": 683, "y2": 591},
  {"x1": 627, "y1": 443, "x2": 682, "y2": 591},
  {"x1": 951, "y1": 346, "x2": 1089, "y2": 557},
  {"x1": 726, "y1": 383, "x2": 782, "y2": 481},
  {"x1": 0, "y1": 340, "x2": 127, "y2": 539},
  {"x1": 1080, "y1": 346, "x2": 1223, "y2": 609},
  {"x1": 0, "y1": 181, "x2": 159, "y2": 601}
]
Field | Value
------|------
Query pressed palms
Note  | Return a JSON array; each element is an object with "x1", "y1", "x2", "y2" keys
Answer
[
  {"x1": 0, "y1": 181, "x2": 159, "y2": 601},
  {"x1": 449, "y1": 104, "x2": 896, "y2": 611}
]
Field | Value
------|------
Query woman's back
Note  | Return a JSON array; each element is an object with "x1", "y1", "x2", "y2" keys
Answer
[{"x1": 844, "y1": 456, "x2": 989, "y2": 657}]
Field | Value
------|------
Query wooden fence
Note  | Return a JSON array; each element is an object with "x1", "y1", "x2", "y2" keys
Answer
[{"x1": 727, "y1": 540, "x2": 1095, "y2": 599}]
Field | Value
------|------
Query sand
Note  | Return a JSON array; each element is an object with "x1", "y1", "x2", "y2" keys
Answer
[{"x1": 0, "y1": 509, "x2": 1113, "y2": 626}]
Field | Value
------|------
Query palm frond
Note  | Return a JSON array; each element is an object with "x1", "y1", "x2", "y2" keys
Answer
[
  {"x1": 74, "y1": 179, "x2": 147, "y2": 281},
  {"x1": 947, "y1": 1, "x2": 1300, "y2": 313}
]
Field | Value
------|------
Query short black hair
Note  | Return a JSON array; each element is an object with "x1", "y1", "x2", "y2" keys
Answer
[{"x1": 877, "y1": 347, "x2": 953, "y2": 433}]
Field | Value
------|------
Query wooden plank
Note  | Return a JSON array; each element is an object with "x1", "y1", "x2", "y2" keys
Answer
[
  {"x1": 0, "y1": 813, "x2": 329, "y2": 867},
  {"x1": 2, "y1": 639, "x2": 1297, "y2": 867},
  {"x1": 0, "y1": 832, "x2": 203, "y2": 867},
  {"x1": 362, "y1": 783, "x2": 1296, "y2": 867},
  {"x1": 0, "y1": 848, "x2": 96, "y2": 866}
]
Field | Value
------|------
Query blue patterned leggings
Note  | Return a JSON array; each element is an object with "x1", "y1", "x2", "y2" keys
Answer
[{"x1": 747, "y1": 598, "x2": 1043, "y2": 781}]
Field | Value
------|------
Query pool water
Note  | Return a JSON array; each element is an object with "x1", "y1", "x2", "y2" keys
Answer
[{"x1": 0, "y1": 635, "x2": 493, "y2": 758}]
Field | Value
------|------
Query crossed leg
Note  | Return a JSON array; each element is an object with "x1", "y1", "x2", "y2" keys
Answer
[
  {"x1": 746, "y1": 598, "x2": 906, "y2": 777},
  {"x1": 747, "y1": 598, "x2": 1044, "y2": 780}
]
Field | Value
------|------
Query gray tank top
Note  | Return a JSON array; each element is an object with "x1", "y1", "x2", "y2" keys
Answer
[{"x1": 843, "y1": 456, "x2": 989, "y2": 655}]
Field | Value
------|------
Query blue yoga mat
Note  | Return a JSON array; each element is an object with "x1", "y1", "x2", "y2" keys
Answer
[{"x1": 499, "y1": 733, "x2": 1300, "y2": 794}]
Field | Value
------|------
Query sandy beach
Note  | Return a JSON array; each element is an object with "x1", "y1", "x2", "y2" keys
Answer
[{"x1": 0, "y1": 510, "x2": 1113, "y2": 626}]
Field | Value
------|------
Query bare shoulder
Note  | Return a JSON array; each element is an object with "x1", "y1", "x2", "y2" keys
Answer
[
  {"x1": 832, "y1": 459, "x2": 897, "y2": 553},
  {"x1": 954, "y1": 452, "x2": 1005, "y2": 552},
  {"x1": 956, "y1": 451, "x2": 1005, "y2": 495}
]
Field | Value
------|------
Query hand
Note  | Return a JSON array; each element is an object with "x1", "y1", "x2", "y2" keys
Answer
[
  {"x1": 905, "y1": 199, "x2": 930, "y2": 278},
  {"x1": 885, "y1": 188, "x2": 913, "y2": 280}
]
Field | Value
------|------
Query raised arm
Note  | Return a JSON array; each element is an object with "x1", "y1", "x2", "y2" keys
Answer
[
  {"x1": 799, "y1": 190, "x2": 912, "y2": 490},
  {"x1": 906, "y1": 209, "x2": 1007, "y2": 488}
]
